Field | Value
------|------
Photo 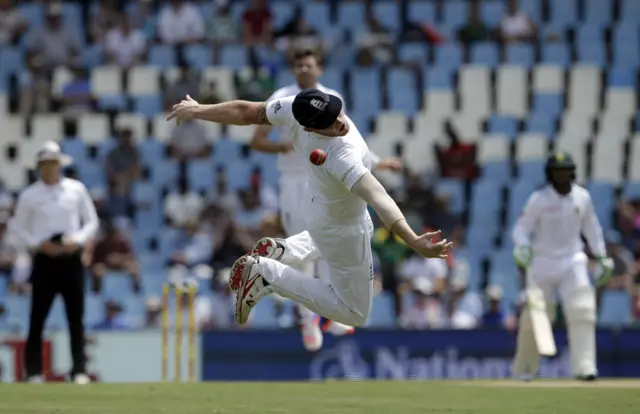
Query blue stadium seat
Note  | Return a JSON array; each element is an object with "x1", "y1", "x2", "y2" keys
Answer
[
  {"x1": 98, "y1": 95, "x2": 128, "y2": 112},
  {"x1": 366, "y1": 292, "x2": 396, "y2": 328},
  {"x1": 587, "y1": 181, "x2": 614, "y2": 231},
  {"x1": 138, "y1": 139, "x2": 165, "y2": 166},
  {"x1": 97, "y1": 138, "x2": 117, "y2": 160},
  {"x1": 150, "y1": 159, "x2": 179, "y2": 189},
  {"x1": 620, "y1": 0, "x2": 640, "y2": 23},
  {"x1": 350, "y1": 68, "x2": 382, "y2": 117},
  {"x1": 398, "y1": 43, "x2": 428, "y2": 64},
  {"x1": 320, "y1": 68, "x2": 343, "y2": 93},
  {"x1": 576, "y1": 24, "x2": 604, "y2": 46},
  {"x1": 103, "y1": 271, "x2": 134, "y2": 299},
  {"x1": 488, "y1": 250, "x2": 519, "y2": 301},
  {"x1": 520, "y1": 0, "x2": 542, "y2": 23},
  {"x1": 134, "y1": 95, "x2": 162, "y2": 118},
  {"x1": 148, "y1": 45, "x2": 176, "y2": 69},
  {"x1": 276, "y1": 70, "x2": 295, "y2": 89},
  {"x1": 0, "y1": 48, "x2": 24, "y2": 75},
  {"x1": 82, "y1": 44, "x2": 104, "y2": 68},
  {"x1": 132, "y1": 181, "x2": 158, "y2": 205},
  {"x1": 386, "y1": 68, "x2": 418, "y2": 115},
  {"x1": 434, "y1": 44, "x2": 463, "y2": 71},
  {"x1": 270, "y1": 1, "x2": 296, "y2": 28},
  {"x1": 471, "y1": 43, "x2": 499, "y2": 67},
  {"x1": 505, "y1": 44, "x2": 534, "y2": 67},
  {"x1": 60, "y1": 139, "x2": 88, "y2": 165},
  {"x1": 337, "y1": 2, "x2": 366, "y2": 29},
  {"x1": 469, "y1": 179, "x2": 502, "y2": 230},
  {"x1": 227, "y1": 162, "x2": 253, "y2": 190},
  {"x1": 303, "y1": 2, "x2": 330, "y2": 32},
  {"x1": 254, "y1": 45, "x2": 284, "y2": 67},
  {"x1": 18, "y1": 3, "x2": 44, "y2": 27},
  {"x1": 46, "y1": 298, "x2": 67, "y2": 330},
  {"x1": 187, "y1": 160, "x2": 215, "y2": 192},
  {"x1": 583, "y1": 0, "x2": 612, "y2": 25},
  {"x1": 599, "y1": 290, "x2": 632, "y2": 326},
  {"x1": 488, "y1": 116, "x2": 519, "y2": 136},
  {"x1": 184, "y1": 44, "x2": 212, "y2": 69},
  {"x1": 507, "y1": 180, "x2": 539, "y2": 227},
  {"x1": 526, "y1": 113, "x2": 555, "y2": 136},
  {"x1": 480, "y1": 1, "x2": 505, "y2": 26},
  {"x1": 608, "y1": 66, "x2": 636, "y2": 88},
  {"x1": 4, "y1": 294, "x2": 30, "y2": 331},
  {"x1": 623, "y1": 181, "x2": 640, "y2": 199},
  {"x1": 248, "y1": 296, "x2": 279, "y2": 328},
  {"x1": 85, "y1": 295, "x2": 105, "y2": 327},
  {"x1": 213, "y1": 138, "x2": 242, "y2": 165},
  {"x1": 466, "y1": 224, "x2": 496, "y2": 256},
  {"x1": 424, "y1": 67, "x2": 453, "y2": 90},
  {"x1": 220, "y1": 45, "x2": 248, "y2": 70},
  {"x1": 434, "y1": 178, "x2": 465, "y2": 214},
  {"x1": 0, "y1": 277, "x2": 7, "y2": 298},
  {"x1": 518, "y1": 161, "x2": 545, "y2": 184},
  {"x1": 373, "y1": 1, "x2": 401, "y2": 31},
  {"x1": 576, "y1": 43, "x2": 606, "y2": 66},
  {"x1": 532, "y1": 94, "x2": 564, "y2": 117},
  {"x1": 541, "y1": 43, "x2": 570, "y2": 67},
  {"x1": 408, "y1": 0, "x2": 435, "y2": 23},
  {"x1": 549, "y1": 0, "x2": 577, "y2": 26},
  {"x1": 77, "y1": 162, "x2": 106, "y2": 188},
  {"x1": 443, "y1": 1, "x2": 468, "y2": 27},
  {"x1": 142, "y1": 272, "x2": 167, "y2": 296}
]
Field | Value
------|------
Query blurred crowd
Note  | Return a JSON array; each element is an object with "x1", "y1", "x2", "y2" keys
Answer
[{"x1": 1, "y1": 0, "x2": 640, "y2": 331}]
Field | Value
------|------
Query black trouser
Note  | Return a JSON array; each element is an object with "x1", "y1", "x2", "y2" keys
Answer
[{"x1": 25, "y1": 253, "x2": 86, "y2": 378}]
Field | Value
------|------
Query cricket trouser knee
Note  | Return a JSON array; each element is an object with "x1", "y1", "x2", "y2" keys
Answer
[
  {"x1": 256, "y1": 257, "x2": 368, "y2": 327},
  {"x1": 512, "y1": 303, "x2": 556, "y2": 377},
  {"x1": 564, "y1": 287, "x2": 597, "y2": 377},
  {"x1": 280, "y1": 232, "x2": 323, "y2": 268}
]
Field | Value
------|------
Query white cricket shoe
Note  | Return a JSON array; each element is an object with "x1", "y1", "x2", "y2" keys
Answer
[
  {"x1": 232, "y1": 255, "x2": 273, "y2": 325},
  {"x1": 301, "y1": 315, "x2": 323, "y2": 352},
  {"x1": 324, "y1": 320, "x2": 356, "y2": 336},
  {"x1": 228, "y1": 237, "x2": 285, "y2": 293},
  {"x1": 73, "y1": 373, "x2": 91, "y2": 385},
  {"x1": 26, "y1": 375, "x2": 44, "y2": 383}
]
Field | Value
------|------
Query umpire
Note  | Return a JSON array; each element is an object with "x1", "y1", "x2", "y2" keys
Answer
[{"x1": 9, "y1": 141, "x2": 99, "y2": 384}]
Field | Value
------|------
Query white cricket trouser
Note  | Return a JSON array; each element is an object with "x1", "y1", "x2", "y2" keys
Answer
[
  {"x1": 513, "y1": 252, "x2": 597, "y2": 377},
  {"x1": 254, "y1": 216, "x2": 375, "y2": 327}
]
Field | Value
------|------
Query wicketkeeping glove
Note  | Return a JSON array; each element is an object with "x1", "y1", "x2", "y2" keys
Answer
[
  {"x1": 513, "y1": 245, "x2": 533, "y2": 269},
  {"x1": 594, "y1": 256, "x2": 614, "y2": 287}
]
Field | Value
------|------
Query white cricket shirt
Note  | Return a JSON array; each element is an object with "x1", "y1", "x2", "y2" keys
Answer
[
  {"x1": 512, "y1": 184, "x2": 606, "y2": 260},
  {"x1": 9, "y1": 178, "x2": 99, "y2": 250},
  {"x1": 267, "y1": 84, "x2": 350, "y2": 174},
  {"x1": 265, "y1": 96, "x2": 374, "y2": 225}
]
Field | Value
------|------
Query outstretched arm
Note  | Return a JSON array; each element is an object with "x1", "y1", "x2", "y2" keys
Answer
[
  {"x1": 166, "y1": 95, "x2": 272, "y2": 126},
  {"x1": 351, "y1": 172, "x2": 451, "y2": 259}
]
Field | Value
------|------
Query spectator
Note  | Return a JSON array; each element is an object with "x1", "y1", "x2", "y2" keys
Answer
[
  {"x1": 164, "y1": 176, "x2": 205, "y2": 228},
  {"x1": 206, "y1": 3, "x2": 240, "y2": 46},
  {"x1": 168, "y1": 120, "x2": 211, "y2": 160},
  {"x1": 236, "y1": 66, "x2": 276, "y2": 102},
  {"x1": 242, "y1": 0, "x2": 272, "y2": 45},
  {"x1": 426, "y1": 195, "x2": 462, "y2": 238},
  {"x1": 129, "y1": 0, "x2": 156, "y2": 40},
  {"x1": 164, "y1": 65, "x2": 200, "y2": 111},
  {"x1": 142, "y1": 296, "x2": 162, "y2": 328},
  {"x1": 106, "y1": 180, "x2": 133, "y2": 222},
  {"x1": 371, "y1": 225, "x2": 412, "y2": 315},
  {"x1": 356, "y1": 14, "x2": 394, "y2": 66},
  {"x1": 197, "y1": 268, "x2": 236, "y2": 330},
  {"x1": 435, "y1": 120, "x2": 479, "y2": 180},
  {"x1": 0, "y1": 0, "x2": 28, "y2": 46},
  {"x1": 234, "y1": 189, "x2": 271, "y2": 241},
  {"x1": 169, "y1": 219, "x2": 213, "y2": 270},
  {"x1": 104, "y1": 16, "x2": 146, "y2": 68},
  {"x1": 249, "y1": 167, "x2": 278, "y2": 213},
  {"x1": 400, "y1": 278, "x2": 446, "y2": 329},
  {"x1": 198, "y1": 81, "x2": 225, "y2": 105},
  {"x1": 0, "y1": 218, "x2": 16, "y2": 281},
  {"x1": 274, "y1": 7, "x2": 324, "y2": 61},
  {"x1": 92, "y1": 300, "x2": 129, "y2": 330},
  {"x1": 500, "y1": 0, "x2": 536, "y2": 44},
  {"x1": 458, "y1": 0, "x2": 490, "y2": 46},
  {"x1": 90, "y1": 0, "x2": 122, "y2": 42},
  {"x1": 19, "y1": 53, "x2": 51, "y2": 116},
  {"x1": 0, "y1": 180, "x2": 14, "y2": 218},
  {"x1": 158, "y1": 0, "x2": 204, "y2": 45},
  {"x1": 398, "y1": 252, "x2": 449, "y2": 295},
  {"x1": 60, "y1": 67, "x2": 94, "y2": 116},
  {"x1": 481, "y1": 285, "x2": 512, "y2": 328},
  {"x1": 616, "y1": 197, "x2": 640, "y2": 255},
  {"x1": 600, "y1": 231, "x2": 636, "y2": 294},
  {"x1": 105, "y1": 128, "x2": 141, "y2": 191},
  {"x1": 90, "y1": 223, "x2": 141, "y2": 294},
  {"x1": 28, "y1": 4, "x2": 81, "y2": 69},
  {"x1": 447, "y1": 261, "x2": 483, "y2": 329}
]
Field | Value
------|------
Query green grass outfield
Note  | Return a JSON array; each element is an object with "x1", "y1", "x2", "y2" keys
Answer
[{"x1": 1, "y1": 380, "x2": 639, "y2": 414}]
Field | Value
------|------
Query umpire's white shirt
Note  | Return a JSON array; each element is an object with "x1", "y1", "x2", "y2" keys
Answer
[
  {"x1": 10, "y1": 178, "x2": 99, "y2": 250},
  {"x1": 512, "y1": 184, "x2": 606, "y2": 262}
]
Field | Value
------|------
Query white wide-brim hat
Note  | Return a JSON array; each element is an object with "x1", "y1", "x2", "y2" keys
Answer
[{"x1": 35, "y1": 140, "x2": 73, "y2": 167}]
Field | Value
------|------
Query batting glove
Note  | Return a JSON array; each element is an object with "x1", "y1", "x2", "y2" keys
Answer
[
  {"x1": 513, "y1": 245, "x2": 533, "y2": 269},
  {"x1": 594, "y1": 256, "x2": 614, "y2": 287}
]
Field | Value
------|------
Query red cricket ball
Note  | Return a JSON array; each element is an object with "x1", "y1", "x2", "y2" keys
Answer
[{"x1": 309, "y1": 149, "x2": 327, "y2": 166}]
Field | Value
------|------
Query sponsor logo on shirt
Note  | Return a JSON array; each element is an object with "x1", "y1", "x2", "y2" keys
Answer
[
  {"x1": 341, "y1": 164, "x2": 356, "y2": 182},
  {"x1": 273, "y1": 100, "x2": 282, "y2": 113}
]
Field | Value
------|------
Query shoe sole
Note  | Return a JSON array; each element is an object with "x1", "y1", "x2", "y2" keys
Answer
[
  {"x1": 229, "y1": 238, "x2": 281, "y2": 293},
  {"x1": 234, "y1": 255, "x2": 258, "y2": 325}
]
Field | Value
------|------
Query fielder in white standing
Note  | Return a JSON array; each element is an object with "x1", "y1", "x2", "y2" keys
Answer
[
  {"x1": 511, "y1": 152, "x2": 613, "y2": 381},
  {"x1": 250, "y1": 49, "x2": 402, "y2": 350},
  {"x1": 167, "y1": 88, "x2": 452, "y2": 329}
]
